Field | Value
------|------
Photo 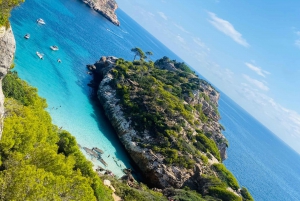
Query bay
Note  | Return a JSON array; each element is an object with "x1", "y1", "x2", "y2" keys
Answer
[{"x1": 10, "y1": 0, "x2": 300, "y2": 200}]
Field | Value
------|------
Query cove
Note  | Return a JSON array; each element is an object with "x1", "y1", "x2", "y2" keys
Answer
[{"x1": 10, "y1": 0, "x2": 179, "y2": 177}]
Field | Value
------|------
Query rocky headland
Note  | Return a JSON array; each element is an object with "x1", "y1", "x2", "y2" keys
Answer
[
  {"x1": 81, "y1": 0, "x2": 120, "y2": 26},
  {"x1": 88, "y1": 55, "x2": 253, "y2": 200},
  {"x1": 0, "y1": 26, "x2": 15, "y2": 138}
]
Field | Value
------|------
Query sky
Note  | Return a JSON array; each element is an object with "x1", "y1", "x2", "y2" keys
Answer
[{"x1": 117, "y1": 0, "x2": 300, "y2": 154}]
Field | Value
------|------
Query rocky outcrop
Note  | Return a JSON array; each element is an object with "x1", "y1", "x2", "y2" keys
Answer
[
  {"x1": 89, "y1": 56, "x2": 234, "y2": 196},
  {"x1": 0, "y1": 26, "x2": 15, "y2": 139},
  {"x1": 81, "y1": 0, "x2": 120, "y2": 26}
]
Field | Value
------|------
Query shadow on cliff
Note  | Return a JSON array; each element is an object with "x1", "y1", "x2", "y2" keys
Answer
[{"x1": 88, "y1": 94, "x2": 145, "y2": 181}]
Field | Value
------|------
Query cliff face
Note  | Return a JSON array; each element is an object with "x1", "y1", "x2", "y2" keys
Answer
[
  {"x1": 0, "y1": 26, "x2": 15, "y2": 139},
  {"x1": 89, "y1": 56, "x2": 234, "y2": 195},
  {"x1": 81, "y1": 0, "x2": 120, "y2": 26}
]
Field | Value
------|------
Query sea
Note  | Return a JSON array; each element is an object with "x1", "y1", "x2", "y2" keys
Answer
[{"x1": 9, "y1": 0, "x2": 300, "y2": 200}]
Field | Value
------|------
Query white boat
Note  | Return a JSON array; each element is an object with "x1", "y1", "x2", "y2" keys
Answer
[
  {"x1": 37, "y1": 18, "x2": 46, "y2": 25},
  {"x1": 24, "y1": 34, "x2": 30, "y2": 39},
  {"x1": 50, "y1": 45, "x2": 59, "y2": 51},
  {"x1": 36, "y1": 52, "x2": 44, "y2": 59}
]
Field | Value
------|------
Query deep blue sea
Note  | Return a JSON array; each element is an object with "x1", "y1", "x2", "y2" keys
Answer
[{"x1": 9, "y1": 0, "x2": 300, "y2": 200}]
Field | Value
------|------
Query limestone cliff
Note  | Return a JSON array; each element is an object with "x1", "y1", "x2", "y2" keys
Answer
[
  {"x1": 88, "y1": 56, "x2": 245, "y2": 200},
  {"x1": 0, "y1": 26, "x2": 15, "y2": 139},
  {"x1": 81, "y1": 0, "x2": 120, "y2": 26}
]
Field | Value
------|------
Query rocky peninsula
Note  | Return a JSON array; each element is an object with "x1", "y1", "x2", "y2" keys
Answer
[
  {"x1": 88, "y1": 54, "x2": 253, "y2": 200},
  {"x1": 81, "y1": 0, "x2": 120, "y2": 26}
]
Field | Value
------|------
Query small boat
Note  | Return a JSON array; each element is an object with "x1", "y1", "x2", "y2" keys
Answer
[
  {"x1": 57, "y1": 59, "x2": 61, "y2": 63},
  {"x1": 36, "y1": 51, "x2": 44, "y2": 59},
  {"x1": 50, "y1": 45, "x2": 59, "y2": 51},
  {"x1": 92, "y1": 147, "x2": 104, "y2": 155},
  {"x1": 24, "y1": 34, "x2": 30, "y2": 39},
  {"x1": 37, "y1": 18, "x2": 46, "y2": 25}
]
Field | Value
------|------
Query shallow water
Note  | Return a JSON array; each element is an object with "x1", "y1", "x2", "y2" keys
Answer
[{"x1": 10, "y1": 0, "x2": 179, "y2": 177}]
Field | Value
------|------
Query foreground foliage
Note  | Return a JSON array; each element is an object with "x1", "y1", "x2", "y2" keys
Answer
[
  {"x1": 0, "y1": 71, "x2": 113, "y2": 200},
  {"x1": 101, "y1": 175, "x2": 218, "y2": 201},
  {"x1": 102, "y1": 175, "x2": 167, "y2": 201},
  {"x1": 0, "y1": 0, "x2": 24, "y2": 27}
]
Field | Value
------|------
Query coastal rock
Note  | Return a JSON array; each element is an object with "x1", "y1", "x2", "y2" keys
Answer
[
  {"x1": 0, "y1": 26, "x2": 15, "y2": 139},
  {"x1": 92, "y1": 56, "x2": 231, "y2": 193},
  {"x1": 81, "y1": 0, "x2": 120, "y2": 26}
]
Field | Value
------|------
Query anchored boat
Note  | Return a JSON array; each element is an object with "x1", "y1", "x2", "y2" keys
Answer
[
  {"x1": 24, "y1": 33, "x2": 30, "y2": 39},
  {"x1": 37, "y1": 18, "x2": 46, "y2": 25},
  {"x1": 50, "y1": 45, "x2": 59, "y2": 51},
  {"x1": 36, "y1": 52, "x2": 44, "y2": 59}
]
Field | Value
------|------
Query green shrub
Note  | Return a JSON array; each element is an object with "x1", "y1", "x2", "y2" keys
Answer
[
  {"x1": 212, "y1": 164, "x2": 239, "y2": 190},
  {"x1": 200, "y1": 174, "x2": 226, "y2": 191},
  {"x1": 104, "y1": 176, "x2": 167, "y2": 201},
  {"x1": 0, "y1": 0, "x2": 24, "y2": 27},
  {"x1": 241, "y1": 187, "x2": 254, "y2": 201},
  {"x1": 3, "y1": 71, "x2": 41, "y2": 106},
  {"x1": 200, "y1": 154, "x2": 208, "y2": 165},
  {"x1": 168, "y1": 188, "x2": 206, "y2": 201},
  {"x1": 208, "y1": 187, "x2": 242, "y2": 201},
  {"x1": 195, "y1": 134, "x2": 221, "y2": 161}
]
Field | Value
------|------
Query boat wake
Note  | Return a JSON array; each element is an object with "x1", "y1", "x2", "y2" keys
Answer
[{"x1": 106, "y1": 28, "x2": 123, "y2": 39}]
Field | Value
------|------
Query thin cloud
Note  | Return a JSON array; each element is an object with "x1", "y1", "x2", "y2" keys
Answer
[
  {"x1": 243, "y1": 74, "x2": 269, "y2": 91},
  {"x1": 208, "y1": 12, "x2": 249, "y2": 47},
  {"x1": 193, "y1": 37, "x2": 210, "y2": 51},
  {"x1": 294, "y1": 30, "x2": 300, "y2": 48},
  {"x1": 147, "y1": 12, "x2": 155, "y2": 17},
  {"x1": 176, "y1": 35, "x2": 186, "y2": 44},
  {"x1": 245, "y1": 62, "x2": 270, "y2": 77},
  {"x1": 173, "y1": 23, "x2": 189, "y2": 33},
  {"x1": 157, "y1": 11, "x2": 168, "y2": 20},
  {"x1": 237, "y1": 85, "x2": 300, "y2": 152},
  {"x1": 295, "y1": 40, "x2": 300, "y2": 48}
]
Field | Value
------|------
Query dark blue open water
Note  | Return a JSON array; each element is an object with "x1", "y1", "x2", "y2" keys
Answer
[{"x1": 10, "y1": 0, "x2": 300, "y2": 200}]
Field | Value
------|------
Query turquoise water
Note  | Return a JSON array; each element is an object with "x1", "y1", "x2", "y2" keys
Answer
[
  {"x1": 10, "y1": 0, "x2": 179, "y2": 177},
  {"x1": 10, "y1": 0, "x2": 300, "y2": 200}
]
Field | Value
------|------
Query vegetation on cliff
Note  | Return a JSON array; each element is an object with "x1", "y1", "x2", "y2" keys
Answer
[
  {"x1": 111, "y1": 56, "x2": 222, "y2": 166},
  {"x1": 0, "y1": 0, "x2": 24, "y2": 27},
  {"x1": 0, "y1": 71, "x2": 113, "y2": 200},
  {"x1": 91, "y1": 49, "x2": 254, "y2": 201},
  {"x1": 100, "y1": 174, "x2": 222, "y2": 201}
]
